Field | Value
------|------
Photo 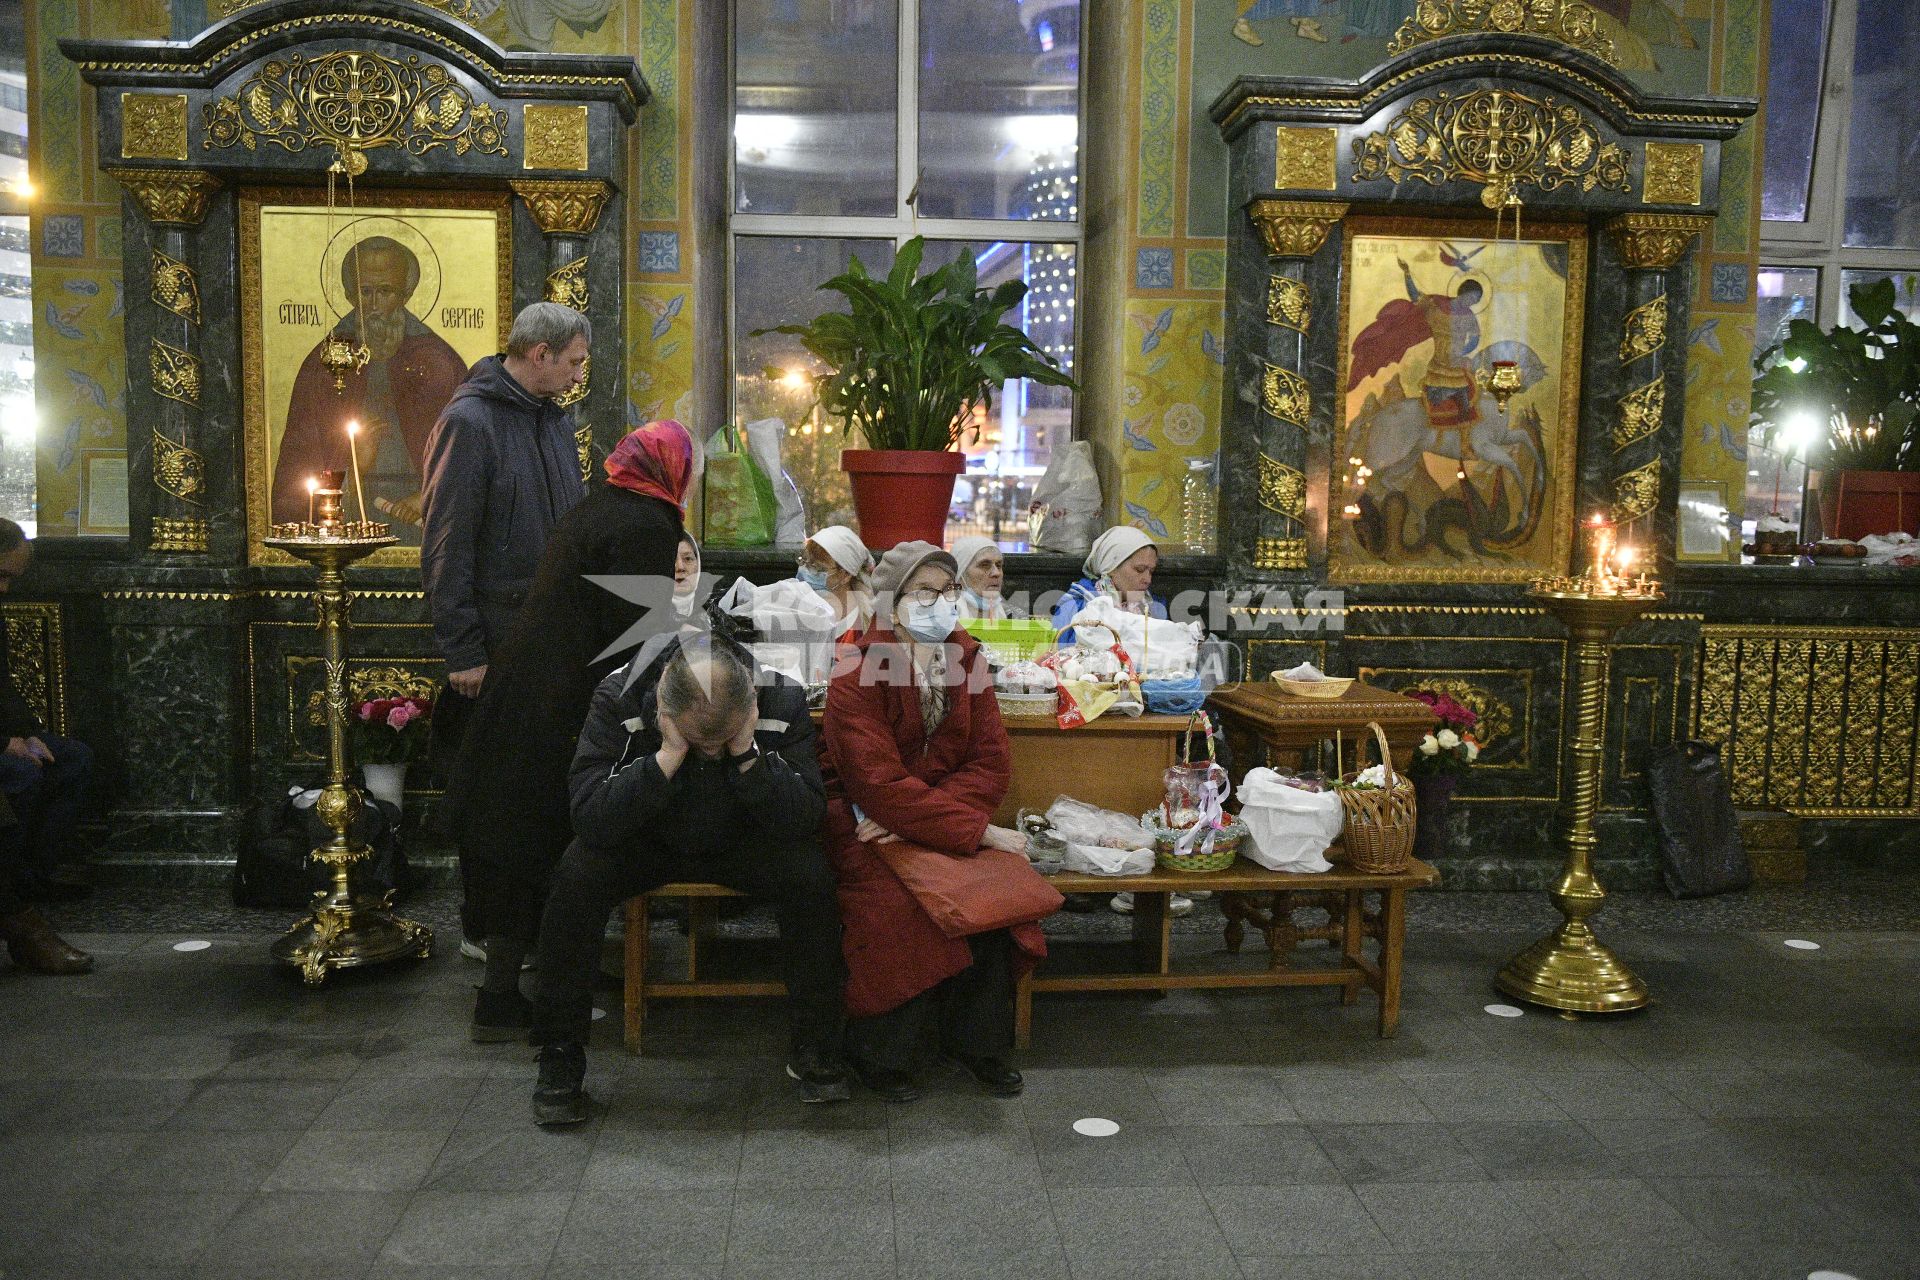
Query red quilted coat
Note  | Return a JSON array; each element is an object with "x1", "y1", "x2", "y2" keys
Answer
[{"x1": 820, "y1": 625, "x2": 1048, "y2": 1019}]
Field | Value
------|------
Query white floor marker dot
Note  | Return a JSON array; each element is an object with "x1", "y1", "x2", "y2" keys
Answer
[
  {"x1": 1072, "y1": 1117, "x2": 1120, "y2": 1137},
  {"x1": 1784, "y1": 939, "x2": 1821, "y2": 950},
  {"x1": 1483, "y1": 1003, "x2": 1524, "y2": 1018},
  {"x1": 1809, "y1": 1271, "x2": 1861, "y2": 1280},
  {"x1": 172, "y1": 940, "x2": 211, "y2": 952},
  {"x1": 590, "y1": 1007, "x2": 607, "y2": 1021}
]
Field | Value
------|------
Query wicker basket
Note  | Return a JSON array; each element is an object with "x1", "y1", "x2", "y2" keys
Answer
[
  {"x1": 996, "y1": 690, "x2": 1058, "y2": 718},
  {"x1": 1274, "y1": 674, "x2": 1355, "y2": 699},
  {"x1": 1335, "y1": 721, "x2": 1416, "y2": 874},
  {"x1": 1143, "y1": 811, "x2": 1245, "y2": 873}
]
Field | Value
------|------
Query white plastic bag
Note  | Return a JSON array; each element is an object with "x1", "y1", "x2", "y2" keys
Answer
[
  {"x1": 718, "y1": 576, "x2": 839, "y2": 683},
  {"x1": 742, "y1": 417, "x2": 808, "y2": 545},
  {"x1": 1062, "y1": 842, "x2": 1155, "y2": 876},
  {"x1": 1030, "y1": 441, "x2": 1102, "y2": 555},
  {"x1": 1045, "y1": 796, "x2": 1152, "y2": 849},
  {"x1": 1071, "y1": 597, "x2": 1202, "y2": 677},
  {"x1": 1238, "y1": 768, "x2": 1340, "y2": 873}
]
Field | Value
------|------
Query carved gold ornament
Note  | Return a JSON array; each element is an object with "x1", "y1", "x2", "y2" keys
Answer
[
  {"x1": 1610, "y1": 459, "x2": 1660, "y2": 522},
  {"x1": 1248, "y1": 199, "x2": 1348, "y2": 259},
  {"x1": 304, "y1": 663, "x2": 439, "y2": 729},
  {"x1": 216, "y1": 0, "x2": 481, "y2": 14},
  {"x1": 1351, "y1": 90, "x2": 1629, "y2": 210},
  {"x1": 1409, "y1": 677, "x2": 1515, "y2": 752},
  {"x1": 105, "y1": 167, "x2": 222, "y2": 227},
  {"x1": 202, "y1": 50, "x2": 507, "y2": 166},
  {"x1": 1613, "y1": 375, "x2": 1664, "y2": 451},
  {"x1": 121, "y1": 93, "x2": 189, "y2": 160},
  {"x1": 1607, "y1": 212, "x2": 1712, "y2": 270},
  {"x1": 319, "y1": 330, "x2": 371, "y2": 394},
  {"x1": 513, "y1": 179, "x2": 610, "y2": 235},
  {"x1": 150, "y1": 339, "x2": 203, "y2": 407},
  {"x1": 523, "y1": 104, "x2": 590, "y2": 171},
  {"x1": 1, "y1": 604, "x2": 68, "y2": 733},
  {"x1": 1642, "y1": 141, "x2": 1704, "y2": 206},
  {"x1": 1274, "y1": 126, "x2": 1339, "y2": 192},
  {"x1": 1255, "y1": 537, "x2": 1309, "y2": 571},
  {"x1": 1262, "y1": 365, "x2": 1313, "y2": 427},
  {"x1": 1389, "y1": 0, "x2": 1616, "y2": 64},
  {"x1": 150, "y1": 515, "x2": 212, "y2": 555},
  {"x1": 1258, "y1": 453, "x2": 1308, "y2": 520},
  {"x1": 1619, "y1": 293, "x2": 1667, "y2": 363},
  {"x1": 152, "y1": 429, "x2": 205, "y2": 503},
  {"x1": 556, "y1": 355, "x2": 591, "y2": 411},
  {"x1": 1267, "y1": 276, "x2": 1311, "y2": 332},
  {"x1": 151, "y1": 250, "x2": 201, "y2": 324},
  {"x1": 573, "y1": 421, "x2": 595, "y2": 480},
  {"x1": 545, "y1": 257, "x2": 590, "y2": 311}
]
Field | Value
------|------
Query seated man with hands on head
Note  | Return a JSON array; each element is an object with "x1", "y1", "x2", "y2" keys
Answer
[{"x1": 528, "y1": 633, "x2": 848, "y2": 1126}]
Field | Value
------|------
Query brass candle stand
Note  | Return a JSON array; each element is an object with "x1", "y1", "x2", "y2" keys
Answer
[
  {"x1": 265, "y1": 483, "x2": 432, "y2": 984},
  {"x1": 1495, "y1": 568, "x2": 1662, "y2": 1015}
]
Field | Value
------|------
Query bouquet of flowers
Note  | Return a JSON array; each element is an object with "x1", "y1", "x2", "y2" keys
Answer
[
  {"x1": 349, "y1": 695, "x2": 433, "y2": 765},
  {"x1": 1406, "y1": 690, "x2": 1479, "y2": 776}
]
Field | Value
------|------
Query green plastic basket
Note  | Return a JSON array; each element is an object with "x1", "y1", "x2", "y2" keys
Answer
[{"x1": 963, "y1": 618, "x2": 1060, "y2": 666}]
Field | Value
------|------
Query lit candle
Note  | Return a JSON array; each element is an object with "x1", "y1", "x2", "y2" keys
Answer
[
  {"x1": 345, "y1": 420, "x2": 369, "y2": 528},
  {"x1": 305, "y1": 475, "x2": 318, "y2": 528},
  {"x1": 1585, "y1": 513, "x2": 1617, "y2": 587}
]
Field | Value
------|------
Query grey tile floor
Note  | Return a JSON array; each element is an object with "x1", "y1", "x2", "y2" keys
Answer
[{"x1": 1, "y1": 889, "x2": 1916, "y2": 1280}]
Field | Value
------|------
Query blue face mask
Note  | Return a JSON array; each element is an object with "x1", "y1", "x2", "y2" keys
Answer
[
  {"x1": 797, "y1": 564, "x2": 831, "y2": 591},
  {"x1": 900, "y1": 598, "x2": 959, "y2": 643}
]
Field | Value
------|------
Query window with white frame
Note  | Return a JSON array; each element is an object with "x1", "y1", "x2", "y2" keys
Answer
[
  {"x1": 0, "y1": 1, "x2": 32, "y2": 536},
  {"x1": 1754, "y1": 0, "x2": 1920, "y2": 536},
  {"x1": 730, "y1": 0, "x2": 1082, "y2": 550}
]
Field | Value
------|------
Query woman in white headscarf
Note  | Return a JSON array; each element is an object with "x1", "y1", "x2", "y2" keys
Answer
[
  {"x1": 796, "y1": 524, "x2": 875, "y2": 643},
  {"x1": 1048, "y1": 525, "x2": 1166, "y2": 645},
  {"x1": 671, "y1": 531, "x2": 703, "y2": 620},
  {"x1": 951, "y1": 536, "x2": 1011, "y2": 622}
]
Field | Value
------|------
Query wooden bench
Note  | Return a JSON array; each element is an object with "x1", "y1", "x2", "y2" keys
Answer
[{"x1": 620, "y1": 856, "x2": 1437, "y2": 1053}]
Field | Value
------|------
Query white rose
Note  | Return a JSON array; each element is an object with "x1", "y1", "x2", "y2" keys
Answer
[
  {"x1": 1464, "y1": 740, "x2": 1479, "y2": 761},
  {"x1": 1418, "y1": 734, "x2": 1440, "y2": 756},
  {"x1": 1437, "y1": 729, "x2": 1460, "y2": 749}
]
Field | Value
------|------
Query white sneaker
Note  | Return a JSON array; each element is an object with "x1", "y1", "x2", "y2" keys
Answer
[{"x1": 1109, "y1": 892, "x2": 1194, "y2": 917}]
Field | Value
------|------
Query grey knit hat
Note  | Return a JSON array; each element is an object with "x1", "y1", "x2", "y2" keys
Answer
[{"x1": 869, "y1": 540, "x2": 959, "y2": 600}]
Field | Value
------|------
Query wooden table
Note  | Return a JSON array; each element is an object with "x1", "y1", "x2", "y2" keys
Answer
[
  {"x1": 1207, "y1": 681, "x2": 1435, "y2": 775},
  {"x1": 1017, "y1": 858, "x2": 1439, "y2": 1046}
]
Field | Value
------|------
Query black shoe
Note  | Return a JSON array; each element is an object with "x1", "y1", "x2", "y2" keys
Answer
[
  {"x1": 850, "y1": 1058, "x2": 920, "y2": 1103},
  {"x1": 21, "y1": 877, "x2": 90, "y2": 904},
  {"x1": 1061, "y1": 892, "x2": 1103, "y2": 913},
  {"x1": 945, "y1": 1052, "x2": 1024, "y2": 1097},
  {"x1": 471, "y1": 987, "x2": 533, "y2": 1043},
  {"x1": 785, "y1": 1043, "x2": 851, "y2": 1104},
  {"x1": 532, "y1": 1043, "x2": 589, "y2": 1126}
]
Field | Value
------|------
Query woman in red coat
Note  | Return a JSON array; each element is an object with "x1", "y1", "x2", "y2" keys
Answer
[{"x1": 820, "y1": 541, "x2": 1051, "y2": 1102}]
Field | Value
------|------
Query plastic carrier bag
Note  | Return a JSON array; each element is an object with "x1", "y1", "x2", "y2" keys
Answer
[
  {"x1": 1044, "y1": 796, "x2": 1155, "y2": 876},
  {"x1": 1238, "y1": 768, "x2": 1340, "y2": 873},
  {"x1": 1030, "y1": 441, "x2": 1102, "y2": 555},
  {"x1": 703, "y1": 423, "x2": 779, "y2": 546}
]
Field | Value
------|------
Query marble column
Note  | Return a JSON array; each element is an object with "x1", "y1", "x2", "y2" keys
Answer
[
  {"x1": 1600, "y1": 212, "x2": 1713, "y2": 576},
  {"x1": 511, "y1": 179, "x2": 611, "y2": 479},
  {"x1": 104, "y1": 167, "x2": 222, "y2": 556},
  {"x1": 1244, "y1": 199, "x2": 1347, "y2": 574}
]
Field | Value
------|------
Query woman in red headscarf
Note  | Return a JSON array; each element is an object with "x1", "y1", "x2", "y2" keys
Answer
[{"x1": 451, "y1": 420, "x2": 699, "y2": 1040}]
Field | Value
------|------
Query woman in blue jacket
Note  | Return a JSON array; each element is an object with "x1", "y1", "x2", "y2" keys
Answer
[{"x1": 1050, "y1": 525, "x2": 1168, "y2": 645}]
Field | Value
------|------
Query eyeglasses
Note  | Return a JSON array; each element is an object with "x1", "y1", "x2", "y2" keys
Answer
[{"x1": 904, "y1": 585, "x2": 962, "y2": 607}]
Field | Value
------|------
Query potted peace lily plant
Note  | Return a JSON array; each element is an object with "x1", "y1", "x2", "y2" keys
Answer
[
  {"x1": 1751, "y1": 276, "x2": 1920, "y2": 541},
  {"x1": 350, "y1": 695, "x2": 432, "y2": 811},
  {"x1": 759, "y1": 237, "x2": 1076, "y2": 549},
  {"x1": 1405, "y1": 690, "x2": 1479, "y2": 861}
]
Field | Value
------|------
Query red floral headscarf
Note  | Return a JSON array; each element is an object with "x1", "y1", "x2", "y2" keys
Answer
[{"x1": 604, "y1": 419, "x2": 696, "y2": 511}]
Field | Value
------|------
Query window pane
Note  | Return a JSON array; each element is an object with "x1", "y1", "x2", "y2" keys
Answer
[
  {"x1": 1761, "y1": 0, "x2": 1829, "y2": 223},
  {"x1": 917, "y1": 0, "x2": 1079, "y2": 222},
  {"x1": 922, "y1": 240, "x2": 1075, "y2": 551},
  {"x1": 1843, "y1": 0, "x2": 1920, "y2": 247},
  {"x1": 731, "y1": 236, "x2": 895, "y2": 541},
  {"x1": 0, "y1": 30, "x2": 29, "y2": 534},
  {"x1": 1838, "y1": 267, "x2": 1920, "y2": 324},
  {"x1": 1756, "y1": 265, "x2": 1819, "y2": 348},
  {"x1": 734, "y1": 0, "x2": 898, "y2": 218}
]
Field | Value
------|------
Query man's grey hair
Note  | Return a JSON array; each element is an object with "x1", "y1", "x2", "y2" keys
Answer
[
  {"x1": 657, "y1": 635, "x2": 755, "y2": 732},
  {"x1": 506, "y1": 302, "x2": 591, "y2": 358}
]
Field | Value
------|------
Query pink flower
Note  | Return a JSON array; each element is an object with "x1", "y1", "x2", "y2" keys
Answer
[{"x1": 386, "y1": 703, "x2": 418, "y2": 731}]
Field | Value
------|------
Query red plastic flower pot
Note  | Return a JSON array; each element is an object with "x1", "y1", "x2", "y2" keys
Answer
[
  {"x1": 839, "y1": 449, "x2": 967, "y2": 550},
  {"x1": 1812, "y1": 470, "x2": 1920, "y2": 541}
]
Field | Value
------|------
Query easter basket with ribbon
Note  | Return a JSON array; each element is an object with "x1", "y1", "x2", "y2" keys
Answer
[{"x1": 1144, "y1": 711, "x2": 1245, "y2": 873}]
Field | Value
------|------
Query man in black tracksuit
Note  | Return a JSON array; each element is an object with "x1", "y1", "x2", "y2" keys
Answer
[{"x1": 530, "y1": 634, "x2": 848, "y2": 1123}]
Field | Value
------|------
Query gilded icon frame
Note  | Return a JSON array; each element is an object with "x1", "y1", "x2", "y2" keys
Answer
[
  {"x1": 1331, "y1": 214, "x2": 1585, "y2": 584},
  {"x1": 240, "y1": 186, "x2": 514, "y2": 568}
]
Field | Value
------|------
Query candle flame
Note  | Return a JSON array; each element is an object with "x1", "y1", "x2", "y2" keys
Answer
[
  {"x1": 347, "y1": 420, "x2": 360, "y2": 436},
  {"x1": 306, "y1": 476, "x2": 319, "y2": 493}
]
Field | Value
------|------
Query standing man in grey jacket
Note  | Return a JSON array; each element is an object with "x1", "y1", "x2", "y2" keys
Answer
[{"x1": 422, "y1": 301, "x2": 591, "y2": 957}]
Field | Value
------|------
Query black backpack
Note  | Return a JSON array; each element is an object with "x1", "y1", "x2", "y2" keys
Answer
[
  {"x1": 234, "y1": 782, "x2": 410, "y2": 909},
  {"x1": 1645, "y1": 741, "x2": 1751, "y2": 899}
]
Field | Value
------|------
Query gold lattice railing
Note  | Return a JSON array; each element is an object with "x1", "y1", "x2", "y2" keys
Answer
[{"x1": 1695, "y1": 625, "x2": 1920, "y2": 818}]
